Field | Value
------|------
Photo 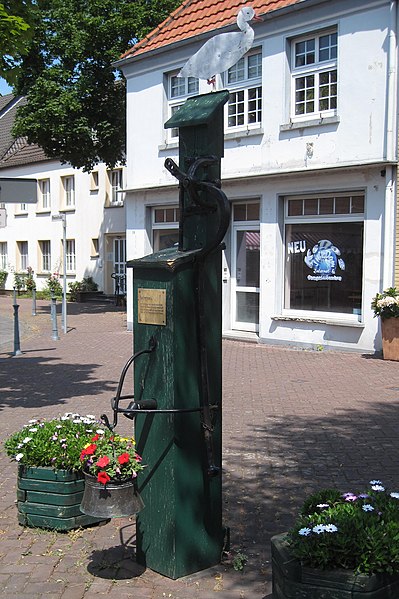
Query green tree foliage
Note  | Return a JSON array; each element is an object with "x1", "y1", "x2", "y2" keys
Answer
[
  {"x1": 0, "y1": 2, "x2": 32, "y2": 84},
  {"x1": 12, "y1": 0, "x2": 180, "y2": 171}
]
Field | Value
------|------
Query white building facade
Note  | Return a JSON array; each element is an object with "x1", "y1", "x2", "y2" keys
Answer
[
  {"x1": 0, "y1": 96, "x2": 127, "y2": 295},
  {"x1": 119, "y1": 0, "x2": 398, "y2": 353}
]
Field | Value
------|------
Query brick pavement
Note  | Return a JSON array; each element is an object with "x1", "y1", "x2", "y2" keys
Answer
[{"x1": 0, "y1": 296, "x2": 399, "y2": 598}]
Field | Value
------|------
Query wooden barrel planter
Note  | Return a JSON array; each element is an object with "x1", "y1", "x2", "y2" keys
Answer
[
  {"x1": 271, "y1": 533, "x2": 399, "y2": 599},
  {"x1": 17, "y1": 466, "x2": 107, "y2": 531}
]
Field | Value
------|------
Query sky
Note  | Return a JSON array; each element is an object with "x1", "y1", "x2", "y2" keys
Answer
[{"x1": 0, "y1": 78, "x2": 13, "y2": 96}]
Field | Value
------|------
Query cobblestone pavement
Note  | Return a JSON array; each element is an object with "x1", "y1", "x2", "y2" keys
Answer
[{"x1": 1, "y1": 296, "x2": 399, "y2": 598}]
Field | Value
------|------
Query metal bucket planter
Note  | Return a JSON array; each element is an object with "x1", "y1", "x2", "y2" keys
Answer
[
  {"x1": 80, "y1": 472, "x2": 144, "y2": 518},
  {"x1": 271, "y1": 533, "x2": 399, "y2": 599},
  {"x1": 17, "y1": 465, "x2": 107, "y2": 531}
]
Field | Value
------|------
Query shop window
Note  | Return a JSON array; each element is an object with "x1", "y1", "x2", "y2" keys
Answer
[
  {"x1": 284, "y1": 193, "x2": 364, "y2": 316},
  {"x1": 291, "y1": 29, "x2": 337, "y2": 120}
]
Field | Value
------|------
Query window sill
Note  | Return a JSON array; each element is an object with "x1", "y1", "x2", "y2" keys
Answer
[
  {"x1": 60, "y1": 207, "x2": 75, "y2": 213},
  {"x1": 271, "y1": 314, "x2": 364, "y2": 328},
  {"x1": 280, "y1": 115, "x2": 340, "y2": 132},
  {"x1": 15, "y1": 212, "x2": 28, "y2": 217},
  {"x1": 36, "y1": 209, "x2": 51, "y2": 215},
  {"x1": 159, "y1": 126, "x2": 264, "y2": 151},
  {"x1": 105, "y1": 202, "x2": 124, "y2": 209},
  {"x1": 225, "y1": 126, "x2": 263, "y2": 140}
]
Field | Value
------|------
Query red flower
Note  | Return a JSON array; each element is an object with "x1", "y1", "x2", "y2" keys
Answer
[
  {"x1": 80, "y1": 443, "x2": 97, "y2": 460},
  {"x1": 91, "y1": 434, "x2": 100, "y2": 442},
  {"x1": 118, "y1": 452, "x2": 130, "y2": 465},
  {"x1": 96, "y1": 456, "x2": 110, "y2": 468},
  {"x1": 97, "y1": 471, "x2": 110, "y2": 485},
  {"x1": 135, "y1": 453, "x2": 142, "y2": 463}
]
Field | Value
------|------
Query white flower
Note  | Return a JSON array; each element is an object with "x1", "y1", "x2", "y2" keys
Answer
[
  {"x1": 312, "y1": 525, "x2": 326, "y2": 534},
  {"x1": 55, "y1": 425, "x2": 62, "y2": 429},
  {"x1": 86, "y1": 415, "x2": 96, "y2": 420},
  {"x1": 96, "y1": 429, "x2": 105, "y2": 435},
  {"x1": 60, "y1": 416, "x2": 69, "y2": 421},
  {"x1": 371, "y1": 485, "x2": 385, "y2": 492},
  {"x1": 22, "y1": 437, "x2": 32, "y2": 444},
  {"x1": 15, "y1": 453, "x2": 24, "y2": 461},
  {"x1": 390, "y1": 492, "x2": 399, "y2": 499},
  {"x1": 370, "y1": 480, "x2": 383, "y2": 486},
  {"x1": 28, "y1": 419, "x2": 38, "y2": 424},
  {"x1": 72, "y1": 419, "x2": 82, "y2": 424},
  {"x1": 316, "y1": 503, "x2": 329, "y2": 509},
  {"x1": 324, "y1": 524, "x2": 338, "y2": 533},
  {"x1": 298, "y1": 527, "x2": 312, "y2": 536},
  {"x1": 362, "y1": 504, "x2": 374, "y2": 512},
  {"x1": 28, "y1": 428, "x2": 38, "y2": 432}
]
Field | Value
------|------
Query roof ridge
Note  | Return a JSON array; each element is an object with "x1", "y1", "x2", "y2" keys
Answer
[{"x1": 120, "y1": 0, "x2": 195, "y2": 59}]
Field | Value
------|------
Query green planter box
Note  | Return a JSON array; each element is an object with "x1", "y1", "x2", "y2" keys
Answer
[
  {"x1": 271, "y1": 533, "x2": 399, "y2": 599},
  {"x1": 17, "y1": 466, "x2": 107, "y2": 531}
]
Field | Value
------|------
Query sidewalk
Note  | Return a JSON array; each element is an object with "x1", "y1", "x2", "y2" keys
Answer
[{"x1": 1, "y1": 296, "x2": 399, "y2": 598}]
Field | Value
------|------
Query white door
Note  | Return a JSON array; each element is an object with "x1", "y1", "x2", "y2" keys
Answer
[
  {"x1": 113, "y1": 238, "x2": 126, "y2": 294},
  {"x1": 232, "y1": 226, "x2": 260, "y2": 331}
]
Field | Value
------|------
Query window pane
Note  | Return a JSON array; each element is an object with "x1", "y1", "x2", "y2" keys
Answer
[
  {"x1": 187, "y1": 77, "x2": 199, "y2": 94},
  {"x1": 304, "y1": 199, "x2": 318, "y2": 215},
  {"x1": 236, "y1": 292, "x2": 259, "y2": 323},
  {"x1": 295, "y1": 76, "x2": 314, "y2": 115},
  {"x1": 248, "y1": 86, "x2": 262, "y2": 124},
  {"x1": 248, "y1": 52, "x2": 262, "y2": 79},
  {"x1": 335, "y1": 196, "x2": 350, "y2": 213},
  {"x1": 165, "y1": 208, "x2": 175, "y2": 222},
  {"x1": 154, "y1": 209, "x2": 165, "y2": 223},
  {"x1": 228, "y1": 91, "x2": 245, "y2": 127},
  {"x1": 319, "y1": 70, "x2": 337, "y2": 112},
  {"x1": 295, "y1": 38, "x2": 315, "y2": 67},
  {"x1": 170, "y1": 76, "x2": 185, "y2": 97},
  {"x1": 247, "y1": 203, "x2": 260, "y2": 220},
  {"x1": 233, "y1": 204, "x2": 247, "y2": 221},
  {"x1": 236, "y1": 230, "x2": 260, "y2": 287},
  {"x1": 319, "y1": 33, "x2": 337, "y2": 62},
  {"x1": 319, "y1": 198, "x2": 334, "y2": 214},
  {"x1": 288, "y1": 199, "x2": 303, "y2": 216},
  {"x1": 351, "y1": 196, "x2": 364, "y2": 213},
  {"x1": 285, "y1": 222, "x2": 363, "y2": 314},
  {"x1": 228, "y1": 57, "x2": 245, "y2": 83}
]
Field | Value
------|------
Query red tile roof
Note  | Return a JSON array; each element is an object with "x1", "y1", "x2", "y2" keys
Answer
[{"x1": 121, "y1": 0, "x2": 301, "y2": 60}]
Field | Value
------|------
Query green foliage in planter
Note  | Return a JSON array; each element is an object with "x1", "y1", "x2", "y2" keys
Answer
[
  {"x1": 68, "y1": 276, "x2": 98, "y2": 301},
  {"x1": 4, "y1": 413, "x2": 107, "y2": 472},
  {"x1": 371, "y1": 287, "x2": 399, "y2": 319},
  {"x1": 44, "y1": 273, "x2": 63, "y2": 297},
  {"x1": 25, "y1": 266, "x2": 36, "y2": 291},
  {"x1": 0, "y1": 269, "x2": 7, "y2": 286},
  {"x1": 287, "y1": 481, "x2": 399, "y2": 575}
]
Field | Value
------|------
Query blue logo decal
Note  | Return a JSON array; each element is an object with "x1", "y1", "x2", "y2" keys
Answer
[{"x1": 304, "y1": 239, "x2": 345, "y2": 281}]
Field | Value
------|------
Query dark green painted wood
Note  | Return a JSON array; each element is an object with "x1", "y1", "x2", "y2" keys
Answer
[
  {"x1": 130, "y1": 90, "x2": 228, "y2": 579},
  {"x1": 271, "y1": 534, "x2": 399, "y2": 599},
  {"x1": 17, "y1": 467, "x2": 106, "y2": 531}
]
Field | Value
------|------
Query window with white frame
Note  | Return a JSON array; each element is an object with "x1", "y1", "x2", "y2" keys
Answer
[
  {"x1": 167, "y1": 73, "x2": 199, "y2": 138},
  {"x1": 62, "y1": 175, "x2": 75, "y2": 208},
  {"x1": 0, "y1": 241, "x2": 7, "y2": 269},
  {"x1": 284, "y1": 193, "x2": 364, "y2": 317},
  {"x1": 108, "y1": 169, "x2": 123, "y2": 205},
  {"x1": 39, "y1": 240, "x2": 51, "y2": 272},
  {"x1": 64, "y1": 239, "x2": 76, "y2": 272},
  {"x1": 39, "y1": 179, "x2": 51, "y2": 210},
  {"x1": 152, "y1": 206, "x2": 180, "y2": 251},
  {"x1": 17, "y1": 241, "x2": 28, "y2": 271},
  {"x1": 291, "y1": 29, "x2": 337, "y2": 119},
  {"x1": 224, "y1": 49, "x2": 262, "y2": 129}
]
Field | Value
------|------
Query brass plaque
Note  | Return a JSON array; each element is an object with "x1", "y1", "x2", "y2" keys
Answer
[{"x1": 138, "y1": 288, "x2": 166, "y2": 326}]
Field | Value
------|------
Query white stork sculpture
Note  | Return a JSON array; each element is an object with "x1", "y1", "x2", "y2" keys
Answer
[{"x1": 179, "y1": 6, "x2": 263, "y2": 86}]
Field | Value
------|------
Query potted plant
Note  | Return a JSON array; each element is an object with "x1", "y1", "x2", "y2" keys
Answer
[
  {"x1": 68, "y1": 276, "x2": 102, "y2": 302},
  {"x1": 272, "y1": 480, "x2": 399, "y2": 598},
  {"x1": 4, "y1": 413, "x2": 109, "y2": 530},
  {"x1": 371, "y1": 287, "x2": 399, "y2": 360},
  {"x1": 79, "y1": 431, "x2": 145, "y2": 518}
]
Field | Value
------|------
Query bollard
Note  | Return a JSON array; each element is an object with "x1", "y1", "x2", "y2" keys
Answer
[
  {"x1": 32, "y1": 288, "x2": 36, "y2": 316},
  {"x1": 13, "y1": 297, "x2": 22, "y2": 356},
  {"x1": 50, "y1": 294, "x2": 59, "y2": 341}
]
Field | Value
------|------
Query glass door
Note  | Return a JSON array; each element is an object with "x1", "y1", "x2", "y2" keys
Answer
[
  {"x1": 113, "y1": 238, "x2": 126, "y2": 294},
  {"x1": 232, "y1": 226, "x2": 260, "y2": 331}
]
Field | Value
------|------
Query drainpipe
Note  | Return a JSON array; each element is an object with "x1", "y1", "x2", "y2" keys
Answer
[
  {"x1": 385, "y1": 0, "x2": 397, "y2": 162},
  {"x1": 383, "y1": 165, "x2": 395, "y2": 289}
]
